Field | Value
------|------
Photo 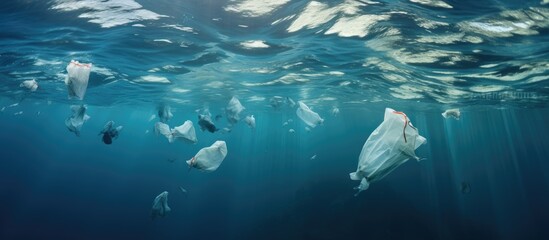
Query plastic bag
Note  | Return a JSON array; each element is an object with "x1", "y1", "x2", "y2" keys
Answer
[
  {"x1": 226, "y1": 97, "x2": 245, "y2": 124},
  {"x1": 100, "y1": 121, "x2": 122, "y2": 145},
  {"x1": 349, "y1": 108, "x2": 426, "y2": 196},
  {"x1": 155, "y1": 121, "x2": 197, "y2": 143},
  {"x1": 20, "y1": 79, "x2": 38, "y2": 92},
  {"x1": 65, "y1": 105, "x2": 90, "y2": 136},
  {"x1": 65, "y1": 60, "x2": 92, "y2": 100},
  {"x1": 244, "y1": 115, "x2": 256, "y2": 129},
  {"x1": 296, "y1": 101, "x2": 324, "y2": 128},
  {"x1": 172, "y1": 120, "x2": 197, "y2": 144},
  {"x1": 150, "y1": 191, "x2": 170, "y2": 219},
  {"x1": 187, "y1": 141, "x2": 227, "y2": 172},
  {"x1": 157, "y1": 104, "x2": 173, "y2": 123},
  {"x1": 442, "y1": 108, "x2": 460, "y2": 120},
  {"x1": 198, "y1": 114, "x2": 218, "y2": 133}
]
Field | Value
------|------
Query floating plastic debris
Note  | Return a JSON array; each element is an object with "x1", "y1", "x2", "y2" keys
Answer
[
  {"x1": 65, "y1": 60, "x2": 92, "y2": 100},
  {"x1": 442, "y1": 108, "x2": 461, "y2": 120},
  {"x1": 151, "y1": 191, "x2": 171, "y2": 219},
  {"x1": 187, "y1": 141, "x2": 228, "y2": 172}
]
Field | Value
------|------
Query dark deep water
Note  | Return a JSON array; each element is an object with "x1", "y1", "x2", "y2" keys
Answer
[
  {"x1": 1, "y1": 103, "x2": 548, "y2": 239},
  {"x1": 1, "y1": 0, "x2": 549, "y2": 239}
]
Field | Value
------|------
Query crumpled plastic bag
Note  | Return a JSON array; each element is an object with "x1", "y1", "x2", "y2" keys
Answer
[
  {"x1": 100, "y1": 121, "x2": 123, "y2": 144},
  {"x1": 226, "y1": 97, "x2": 245, "y2": 124},
  {"x1": 65, "y1": 60, "x2": 92, "y2": 100},
  {"x1": 65, "y1": 105, "x2": 90, "y2": 136},
  {"x1": 296, "y1": 101, "x2": 324, "y2": 128},
  {"x1": 20, "y1": 79, "x2": 38, "y2": 92},
  {"x1": 442, "y1": 108, "x2": 460, "y2": 120},
  {"x1": 187, "y1": 141, "x2": 227, "y2": 172},
  {"x1": 244, "y1": 115, "x2": 256, "y2": 129},
  {"x1": 172, "y1": 120, "x2": 197, "y2": 143},
  {"x1": 157, "y1": 104, "x2": 173, "y2": 123},
  {"x1": 350, "y1": 108, "x2": 426, "y2": 196},
  {"x1": 151, "y1": 191, "x2": 171, "y2": 219},
  {"x1": 155, "y1": 121, "x2": 197, "y2": 144},
  {"x1": 198, "y1": 114, "x2": 218, "y2": 133}
]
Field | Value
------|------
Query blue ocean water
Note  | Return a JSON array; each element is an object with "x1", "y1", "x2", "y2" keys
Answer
[{"x1": 1, "y1": 0, "x2": 549, "y2": 239}]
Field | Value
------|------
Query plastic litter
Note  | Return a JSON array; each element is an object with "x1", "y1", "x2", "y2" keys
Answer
[
  {"x1": 226, "y1": 97, "x2": 245, "y2": 124},
  {"x1": 150, "y1": 191, "x2": 171, "y2": 219},
  {"x1": 270, "y1": 96, "x2": 285, "y2": 109},
  {"x1": 65, "y1": 60, "x2": 92, "y2": 100},
  {"x1": 65, "y1": 105, "x2": 90, "y2": 136},
  {"x1": 442, "y1": 108, "x2": 460, "y2": 120},
  {"x1": 461, "y1": 182, "x2": 471, "y2": 194},
  {"x1": 332, "y1": 107, "x2": 340, "y2": 116},
  {"x1": 99, "y1": 121, "x2": 122, "y2": 145},
  {"x1": 171, "y1": 120, "x2": 197, "y2": 143},
  {"x1": 244, "y1": 115, "x2": 256, "y2": 129},
  {"x1": 20, "y1": 79, "x2": 38, "y2": 92},
  {"x1": 179, "y1": 186, "x2": 187, "y2": 194},
  {"x1": 198, "y1": 114, "x2": 218, "y2": 133},
  {"x1": 157, "y1": 104, "x2": 173, "y2": 123},
  {"x1": 349, "y1": 108, "x2": 426, "y2": 196},
  {"x1": 155, "y1": 121, "x2": 197, "y2": 143},
  {"x1": 289, "y1": 129, "x2": 295, "y2": 133},
  {"x1": 187, "y1": 141, "x2": 227, "y2": 172},
  {"x1": 296, "y1": 101, "x2": 324, "y2": 128}
]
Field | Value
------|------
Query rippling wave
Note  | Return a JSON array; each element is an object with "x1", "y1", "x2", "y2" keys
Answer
[{"x1": 1, "y1": 0, "x2": 548, "y2": 108}]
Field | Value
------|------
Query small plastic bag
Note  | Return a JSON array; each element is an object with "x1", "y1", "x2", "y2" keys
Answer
[
  {"x1": 296, "y1": 101, "x2": 324, "y2": 128},
  {"x1": 65, "y1": 105, "x2": 90, "y2": 136},
  {"x1": 150, "y1": 191, "x2": 171, "y2": 219},
  {"x1": 226, "y1": 97, "x2": 245, "y2": 124},
  {"x1": 20, "y1": 79, "x2": 38, "y2": 91},
  {"x1": 244, "y1": 115, "x2": 256, "y2": 129},
  {"x1": 65, "y1": 60, "x2": 92, "y2": 100},
  {"x1": 442, "y1": 108, "x2": 460, "y2": 120},
  {"x1": 171, "y1": 120, "x2": 197, "y2": 144},
  {"x1": 187, "y1": 141, "x2": 227, "y2": 172},
  {"x1": 349, "y1": 108, "x2": 426, "y2": 196}
]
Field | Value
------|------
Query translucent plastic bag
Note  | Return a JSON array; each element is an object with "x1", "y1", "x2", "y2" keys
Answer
[
  {"x1": 187, "y1": 141, "x2": 227, "y2": 172},
  {"x1": 226, "y1": 97, "x2": 245, "y2": 124},
  {"x1": 244, "y1": 115, "x2": 256, "y2": 129},
  {"x1": 100, "y1": 121, "x2": 122, "y2": 145},
  {"x1": 296, "y1": 101, "x2": 324, "y2": 128},
  {"x1": 171, "y1": 120, "x2": 197, "y2": 144},
  {"x1": 65, "y1": 60, "x2": 92, "y2": 100},
  {"x1": 150, "y1": 191, "x2": 170, "y2": 219},
  {"x1": 65, "y1": 105, "x2": 90, "y2": 136},
  {"x1": 155, "y1": 121, "x2": 197, "y2": 144},
  {"x1": 442, "y1": 108, "x2": 460, "y2": 120},
  {"x1": 350, "y1": 108, "x2": 426, "y2": 195},
  {"x1": 20, "y1": 79, "x2": 38, "y2": 91}
]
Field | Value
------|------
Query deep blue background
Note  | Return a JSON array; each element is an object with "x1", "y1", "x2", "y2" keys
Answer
[{"x1": 0, "y1": 102, "x2": 548, "y2": 239}]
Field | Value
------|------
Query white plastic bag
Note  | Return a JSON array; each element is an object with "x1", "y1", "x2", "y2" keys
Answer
[
  {"x1": 65, "y1": 60, "x2": 92, "y2": 100},
  {"x1": 157, "y1": 104, "x2": 173, "y2": 123},
  {"x1": 151, "y1": 191, "x2": 170, "y2": 219},
  {"x1": 187, "y1": 141, "x2": 227, "y2": 172},
  {"x1": 244, "y1": 115, "x2": 256, "y2": 129},
  {"x1": 226, "y1": 97, "x2": 245, "y2": 124},
  {"x1": 172, "y1": 120, "x2": 197, "y2": 144},
  {"x1": 155, "y1": 121, "x2": 197, "y2": 144},
  {"x1": 65, "y1": 105, "x2": 90, "y2": 136},
  {"x1": 296, "y1": 101, "x2": 324, "y2": 128},
  {"x1": 20, "y1": 79, "x2": 38, "y2": 91},
  {"x1": 442, "y1": 108, "x2": 460, "y2": 120},
  {"x1": 350, "y1": 108, "x2": 426, "y2": 196}
]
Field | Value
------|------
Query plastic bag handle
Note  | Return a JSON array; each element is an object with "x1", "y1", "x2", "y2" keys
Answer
[
  {"x1": 393, "y1": 111, "x2": 410, "y2": 143},
  {"x1": 70, "y1": 61, "x2": 92, "y2": 68}
]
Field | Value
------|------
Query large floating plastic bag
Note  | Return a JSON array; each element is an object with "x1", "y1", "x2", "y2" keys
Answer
[
  {"x1": 442, "y1": 108, "x2": 460, "y2": 120},
  {"x1": 226, "y1": 97, "x2": 245, "y2": 124},
  {"x1": 65, "y1": 105, "x2": 90, "y2": 136},
  {"x1": 171, "y1": 120, "x2": 197, "y2": 144},
  {"x1": 350, "y1": 108, "x2": 426, "y2": 196},
  {"x1": 65, "y1": 60, "x2": 92, "y2": 100},
  {"x1": 187, "y1": 141, "x2": 227, "y2": 172},
  {"x1": 151, "y1": 191, "x2": 171, "y2": 219},
  {"x1": 244, "y1": 115, "x2": 256, "y2": 129},
  {"x1": 20, "y1": 79, "x2": 38, "y2": 92},
  {"x1": 296, "y1": 101, "x2": 324, "y2": 128},
  {"x1": 100, "y1": 121, "x2": 122, "y2": 145},
  {"x1": 155, "y1": 122, "x2": 172, "y2": 141}
]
